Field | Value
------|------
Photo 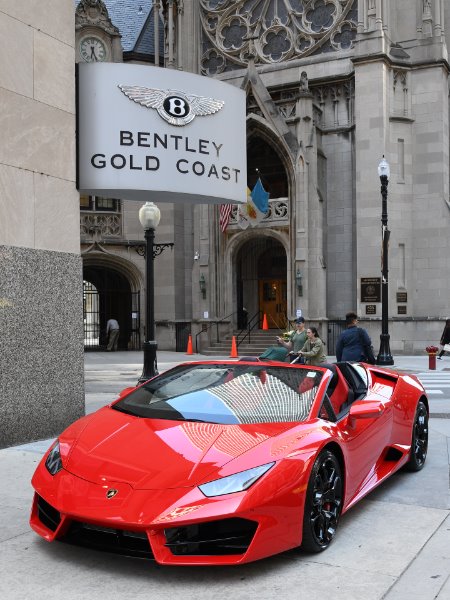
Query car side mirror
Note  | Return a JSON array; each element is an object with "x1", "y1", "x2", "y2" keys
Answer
[
  {"x1": 118, "y1": 386, "x2": 136, "y2": 398},
  {"x1": 349, "y1": 399, "x2": 385, "y2": 421}
]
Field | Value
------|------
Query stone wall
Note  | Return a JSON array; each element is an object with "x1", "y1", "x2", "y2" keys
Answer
[{"x1": 0, "y1": 1, "x2": 84, "y2": 447}]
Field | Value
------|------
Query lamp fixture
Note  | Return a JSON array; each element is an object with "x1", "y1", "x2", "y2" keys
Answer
[
  {"x1": 295, "y1": 269, "x2": 303, "y2": 297},
  {"x1": 138, "y1": 201, "x2": 161, "y2": 230},
  {"x1": 199, "y1": 273, "x2": 206, "y2": 299},
  {"x1": 377, "y1": 156, "x2": 390, "y2": 180}
]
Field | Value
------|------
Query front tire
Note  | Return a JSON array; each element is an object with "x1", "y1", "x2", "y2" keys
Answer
[
  {"x1": 405, "y1": 400, "x2": 428, "y2": 472},
  {"x1": 301, "y1": 449, "x2": 343, "y2": 552}
]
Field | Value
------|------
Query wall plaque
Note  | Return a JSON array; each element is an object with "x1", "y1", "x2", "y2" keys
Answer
[
  {"x1": 361, "y1": 278, "x2": 381, "y2": 303},
  {"x1": 366, "y1": 305, "x2": 376, "y2": 315},
  {"x1": 396, "y1": 292, "x2": 407, "y2": 303}
]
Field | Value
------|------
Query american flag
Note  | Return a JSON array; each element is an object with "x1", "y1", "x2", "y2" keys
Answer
[{"x1": 219, "y1": 204, "x2": 233, "y2": 233}]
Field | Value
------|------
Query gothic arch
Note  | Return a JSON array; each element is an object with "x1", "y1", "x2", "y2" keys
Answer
[
  {"x1": 246, "y1": 114, "x2": 296, "y2": 187},
  {"x1": 223, "y1": 229, "x2": 291, "y2": 326},
  {"x1": 82, "y1": 251, "x2": 142, "y2": 292}
]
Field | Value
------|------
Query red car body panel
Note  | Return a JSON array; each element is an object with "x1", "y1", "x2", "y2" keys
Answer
[{"x1": 30, "y1": 360, "x2": 428, "y2": 565}]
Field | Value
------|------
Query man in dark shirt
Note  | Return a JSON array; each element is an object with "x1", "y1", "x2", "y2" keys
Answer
[{"x1": 336, "y1": 312, "x2": 372, "y2": 362}]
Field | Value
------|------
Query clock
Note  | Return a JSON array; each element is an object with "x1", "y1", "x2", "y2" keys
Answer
[{"x1": 79, "y1": 36, "x2": 107, "y2": 62}]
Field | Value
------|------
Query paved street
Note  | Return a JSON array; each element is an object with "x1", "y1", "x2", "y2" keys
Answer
[{"x1": 1, "y1": 351, "x2": 449, "y2": 600}]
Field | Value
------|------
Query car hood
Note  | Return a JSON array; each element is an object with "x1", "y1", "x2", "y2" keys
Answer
[{"x1": 64, "y1": 407, "x2": 291, "y2": 490}]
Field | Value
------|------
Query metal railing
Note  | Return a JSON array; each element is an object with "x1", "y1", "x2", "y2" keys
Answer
[
  {"x1": 194, "y1": 311, "x2": 298, "y2": 353},
  {"x1": 195, "y1": 311, "x2": 236, "y2": 354},
  {"x1": 235, "y1": 310, "x2": 262, "y2": 347}
]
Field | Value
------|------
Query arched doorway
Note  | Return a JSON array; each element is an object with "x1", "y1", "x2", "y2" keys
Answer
[
  {"x1": 83, "y1": 265, "x2": 140, "y2": 350},
  {"x1": 236, "y1": 237, "x2": 287, "y2": 330}
]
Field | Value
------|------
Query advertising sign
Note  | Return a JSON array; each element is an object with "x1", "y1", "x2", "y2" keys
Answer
[{"x1": 77, "y1": 63, "x2": 247, "y2": 204}]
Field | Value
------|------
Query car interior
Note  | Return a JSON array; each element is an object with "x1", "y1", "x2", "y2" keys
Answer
[{"x1": 321, "y1": 363, "x2": 369, "y2": 422}]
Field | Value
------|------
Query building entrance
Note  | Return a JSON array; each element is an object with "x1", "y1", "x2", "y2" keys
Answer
[
  {"x1": 83, "y1": 265, "x2": 140, "y2": 350},
  {"x1": 259, "y1": 279, "x2": 287, "y2": 329},
  {"x1": 236, "y1": 237, "x2": 287, "y2": 330}
]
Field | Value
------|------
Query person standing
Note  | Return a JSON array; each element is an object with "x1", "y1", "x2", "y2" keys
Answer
[
  {"x1": 298, "y1": 327, "x2": 327, "y2": 366},
  {"x1": 106, "y1": 318, "x2": 120, "y2": 351},
  {"x1": 437, "y1": 319, "x2": 450, "y2": 360},
  {"x1": 276, "y1": 317, "x2": 308, "y2": 362},
  {"x1": 336, "y1": 312, "x2": 374, "y2": 362}
]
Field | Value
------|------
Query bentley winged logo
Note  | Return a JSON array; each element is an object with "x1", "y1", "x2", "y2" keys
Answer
[
  {"x1": 118, "y1": 85, "x2": 225, "y2": 126},
  {"x1": 106, "y1": 488, "x2": 118, "y2": 499}
]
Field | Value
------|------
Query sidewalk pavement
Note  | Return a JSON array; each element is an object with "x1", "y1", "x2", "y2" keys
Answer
[{"x1": 0, "y1": 351, "x2": 449, "y2": 599}]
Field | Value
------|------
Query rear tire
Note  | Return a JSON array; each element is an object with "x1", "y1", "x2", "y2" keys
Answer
[
  {"x1": 301, "y1": 449, "x2": 343, "y2": 552},
  {"x1": 405, "y1": 400, "x2": 428, "y2": 472}
]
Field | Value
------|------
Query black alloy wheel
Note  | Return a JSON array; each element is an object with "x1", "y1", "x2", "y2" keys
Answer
[
  {"x1": 405, "y1": 400, "x2": 428, "y2": 472},
  {"x1": 301, "y1": 449, "x2": 343, "y2": 552}
]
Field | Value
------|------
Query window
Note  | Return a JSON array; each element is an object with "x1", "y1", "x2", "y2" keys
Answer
[{"x1": 80, "y1": 195, "x2": 120, "y2": 212}]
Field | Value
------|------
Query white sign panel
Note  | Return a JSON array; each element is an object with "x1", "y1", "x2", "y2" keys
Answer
[{"x1": 77, "y1": 63, "x2": 247, "y2": 205}]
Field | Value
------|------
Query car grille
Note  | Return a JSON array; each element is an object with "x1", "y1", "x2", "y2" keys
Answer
[
  {"x1": 164, "y1": 518, "x2": 258, "y2": 556},
  {"x1": 37, "y1": 495, "x2": 61, "y2": 532},
  {"x1": 63, "y1": 521, "x2": 154, "y2": 559}
]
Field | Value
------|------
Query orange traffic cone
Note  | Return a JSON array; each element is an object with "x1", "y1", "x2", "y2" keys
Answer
[
  {"x1": 229, "y1": 336, "x2": 239, "y2": 358},
  {"x1": 186, "y1": 334, "x2": 194, "y2": 355},
  {"x1": 262, "y1": 314, "x2": 269, "y2": 330}
]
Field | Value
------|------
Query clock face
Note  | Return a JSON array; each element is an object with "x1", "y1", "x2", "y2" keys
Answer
[{"x1": 79, "y1": 36, "x2": 107, "y2": 62}]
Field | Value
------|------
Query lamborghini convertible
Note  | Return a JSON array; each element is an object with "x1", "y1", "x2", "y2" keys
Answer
[{"x1": 30, "y1": 360, "x2": 428, "y2": 565}]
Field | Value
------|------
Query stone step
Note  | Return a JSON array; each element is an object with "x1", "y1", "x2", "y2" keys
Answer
[{"x1": 199, "y1": 329, "x2": 285, "y2": 356}]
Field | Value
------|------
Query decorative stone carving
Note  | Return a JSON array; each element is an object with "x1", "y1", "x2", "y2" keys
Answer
[
  {"x1": 228, "y1": 199, "x2": 289, "y2": 228},
  {"x1": 392, "y1": 69, "x2": 409, "y2": 117},
  {"x1": 299, "y1": 71, "x2": 309, "y2": 93},
  {"x1": 311, "y1": 79, "x2": 354, "y2": 130},
  {"x1": 200, "y1": 0, "x2": 358, "y2": 74},
  {"x1": 75, "y1": 0, "x2": 119, "y2": 35},
  {"x1": 80, "y1": 214, "x2": 122, "y2": 238}
]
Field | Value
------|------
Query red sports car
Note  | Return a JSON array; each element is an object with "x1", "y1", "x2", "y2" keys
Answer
[{"x1": 30, "y1": 360, "x2": 428, "y2": 565}]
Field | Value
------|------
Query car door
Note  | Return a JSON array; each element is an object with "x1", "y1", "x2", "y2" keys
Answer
[{"x1": 335, "y1": 389, "x2": 394, "y2": 506}]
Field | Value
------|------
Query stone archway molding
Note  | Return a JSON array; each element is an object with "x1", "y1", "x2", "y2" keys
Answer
[
  {"x1": 82, "y1": 251, "x2": 142, "y2": 293},
  {"x1": 224, "y1": 228, "x2": 291, "y2": 324}
]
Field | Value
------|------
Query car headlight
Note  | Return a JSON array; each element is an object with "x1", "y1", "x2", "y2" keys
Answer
[
  {"x1": 199, "y1": 462, "x2": 275, "y2": 497},
  {"x1": 45, "y1": 440, "x2": 63, "y2": 476}
]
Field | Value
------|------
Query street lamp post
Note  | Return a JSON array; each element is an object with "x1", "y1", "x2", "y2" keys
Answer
[
  {"x1": 376, "y1": 157, "x2": 394, "y2": 366},
  {"x1": 137, "y1": 202, "x2": 174, "y2": 384}
]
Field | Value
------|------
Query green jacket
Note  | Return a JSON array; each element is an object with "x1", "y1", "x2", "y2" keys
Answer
[{"x1": 300, "y1": 338, "x2": 327, "y2": 365}]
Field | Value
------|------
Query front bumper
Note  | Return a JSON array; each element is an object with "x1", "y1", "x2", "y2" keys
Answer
[{"x1": 30, "y1": 463, "x2": 306, "y2": 565}]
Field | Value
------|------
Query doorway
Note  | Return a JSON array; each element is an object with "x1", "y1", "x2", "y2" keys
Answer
[
  {"x1": 236, "y1": 237, "x2": 287, "y2": 330},
  {"x1": 259, "y1": 279, "x2": 287, "y2": 329},
  {"x1": 83, "y1": 265, "x2": 140, "y2": 350}
]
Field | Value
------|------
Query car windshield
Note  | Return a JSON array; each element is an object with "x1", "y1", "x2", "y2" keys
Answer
[{"x1": 113, "y1": 363, "x2": 325, "y2": 424}]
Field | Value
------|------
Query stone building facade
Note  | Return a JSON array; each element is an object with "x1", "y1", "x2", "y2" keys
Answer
[
  {"x1": 0, "y1": 2, "x2": 84, "y2": 447},
  {"x1": 1, "y1": 1, "x2": 447, "y2": 447},
  {"x1": 75, "y1": 0, "x2": 449, "y2": 356}
]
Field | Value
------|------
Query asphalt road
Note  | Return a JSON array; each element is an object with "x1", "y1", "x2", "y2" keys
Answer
[{"x1": 1, "y1": 352, "x2": 449, "y2": 600}]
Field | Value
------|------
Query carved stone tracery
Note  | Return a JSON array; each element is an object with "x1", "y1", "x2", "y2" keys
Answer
[
  {"x1": 200, "y1": 0, "x2": 358, "y2": 74},
  {"x1": 75, "y1": 0, "x2": 119, "y2": 35}
]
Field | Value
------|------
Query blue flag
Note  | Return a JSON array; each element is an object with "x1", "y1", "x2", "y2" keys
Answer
[
  {"x1": 251, "y1": 178, "x2": 269, "y2": 213},
  {"x1": 237, "y1": 178, "x2": 270, "y2": 228}
]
